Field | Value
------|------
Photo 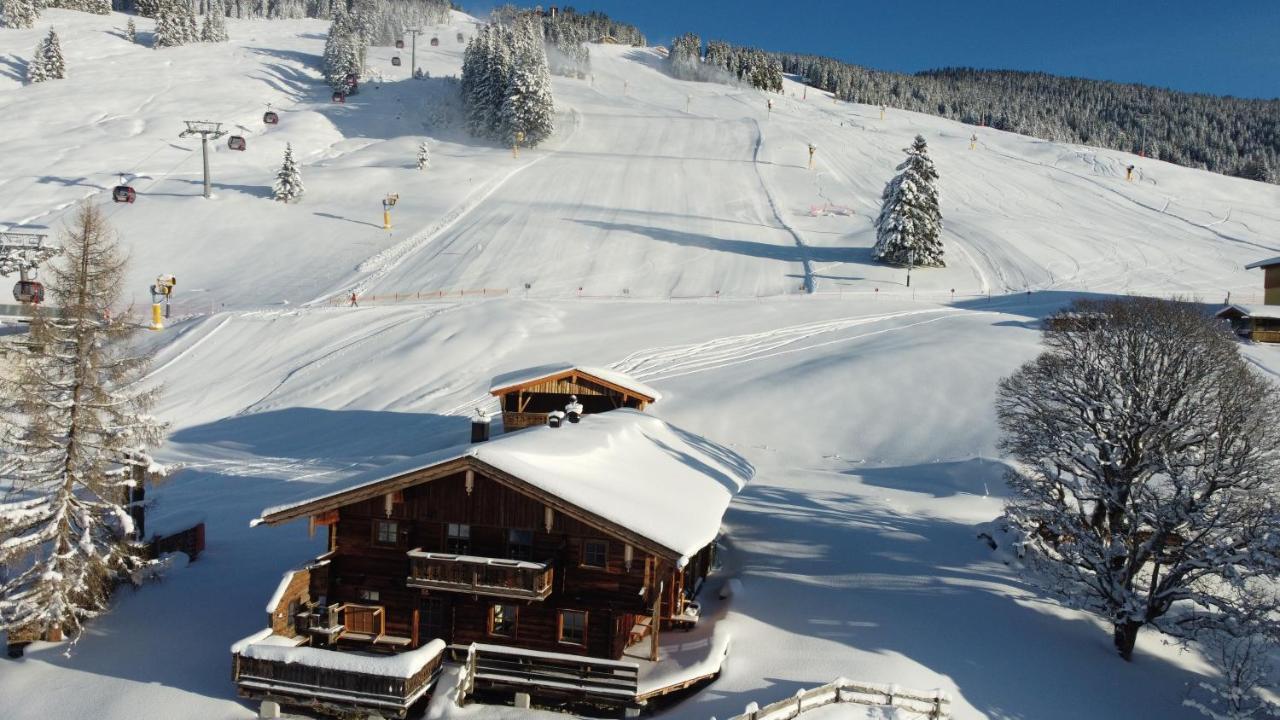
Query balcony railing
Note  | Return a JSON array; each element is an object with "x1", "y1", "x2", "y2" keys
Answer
[
  {"x1": 501, "y1": 411, "x2": 549, "y2": 431},
  {"x1": 407, "y1": 550, "x2": 554, "y2": 600}
]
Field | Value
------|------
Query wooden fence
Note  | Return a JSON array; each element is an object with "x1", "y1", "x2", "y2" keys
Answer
[
  {"x1": 461, "y1": 642, "x2": 639, "y2": 707},
  {"x1": 728, "y1": 678, "x2": 950, "y2": 720}
]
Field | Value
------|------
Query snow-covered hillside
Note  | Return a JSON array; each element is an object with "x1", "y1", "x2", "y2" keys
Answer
[{"x1": 3, "y1": 9, "x2": 1280, "y2": 720}]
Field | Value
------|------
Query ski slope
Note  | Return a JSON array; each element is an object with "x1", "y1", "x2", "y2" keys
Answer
[{"x1": 3, "y1": 9, "x2": 1280, "y2": 720}]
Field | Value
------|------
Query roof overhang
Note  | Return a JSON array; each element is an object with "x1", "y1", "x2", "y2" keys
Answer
[{"x1": 489, "y1": 364, "x2": 660, "y2": 403}]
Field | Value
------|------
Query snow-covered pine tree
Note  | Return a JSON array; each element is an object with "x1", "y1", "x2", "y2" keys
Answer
[
  {"x1": 480, "y1": 24, "x2": 514, "y2": 138},
  {"x1": 83, "y1": 0, "x2": 111, "y2": 15},
  {"x1": 0, "y1": 203, "x2": 165, "y2": 645},
  {"x1": 499, "y1": 20, "x2": 554, "y2": 147},
  {"x1": 272, "y1": 142, "x2": 304, "y2": 202},
  {"x1": 26, "y1": 36, "x2": 48, "y2": 83},
  {"x1": 154, "y1": 0, "x2": 196, "y2": 47},
  {"x1": 135, "y1": 0, "x2": 159, "y2": 18},
  {"x1": 461, "y1": 25, "x2": 491, "y2": 135},
  {"x1": 200, "y1": 0, "x2": 228, "y2": 42},
  {"x1": 126, "y1": 17, "x2": 137, "y2": 43},
  {"x1": 41, "y1": 28, "x2": 65, "y2": 80},
  {"x1": 322, "y1": 9, "x2": 362, "y2": 91},
  {"x1": 873, "y1": 134, "x2": 943, "y2": 267},
  {"x1": 2, "y1": 0, "x2": 40, "y2": 29},
  {"x1": 416, "y1": 140, "x2": 429, "y2": 170}
]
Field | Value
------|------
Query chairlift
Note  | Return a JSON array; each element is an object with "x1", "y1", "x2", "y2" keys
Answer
[
  {"x1": 332, "y1": 91, "x2": 345, "y2": 103},
  {"x1": 112, "y1": 185, "x2": 136, "y2": 203},
  {"x1": 430, "y1": 36, "x2": 439, "y2": 47},
  {"x1": 395, "y1": 39, "x2": 404, "y2": 49},
  {"x1": 13, "y1": 280, "x2": 44, "y2": 304},
  {"x1": 263, "y1": 110, "x2": 279, "y2": 125},
  {"x1": 391, "y1": 56, "x2": 401, "y2": 67},
  {"x1": 228, "y1": 136, "x2": 246, "y2": 151}
]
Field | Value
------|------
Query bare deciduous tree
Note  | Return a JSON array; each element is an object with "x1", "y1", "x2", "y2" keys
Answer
[{"x1": 996, "y1": 297, "x2": 1280, "y2": 660}]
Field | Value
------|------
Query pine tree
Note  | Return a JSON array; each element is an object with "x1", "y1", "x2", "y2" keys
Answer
[
  {"x1": 416, "y1": 140, "x2": 430, "y2": 170},
  {"x1": 2, "y1": 0, "x2": 40, "y2": 29},
  {"x1": 83, "y1": 0, "x2": 110, "y2": 15},
  {"x1": 126, "y1": 17, "x2": 137, "y2": 44},
  {"x1": 41, "y1": 28, "x2": 65, "y2": 80},
  {"x1": 322, "y1": 9, "x2": 362, "y2": 91},
  {"x1": 499, "y1": 21, "x2": 555, "y2": 147},
  {"x1": 200, "y1": 0, "x2": 228, "y2": 42},
  {"x1": 26, "y1": 37, "x2": 48, "y2": 83},
  {"x1": 154, "y1": 0, "x2": 197, "y2": 48},
  {"x1": 272, "y1": 143, "x2": 304, "y2": 203},
  {"x1": 0, "y1": 203, "x2": 165, "y2": 645},
  {"x1": 873, "y1": 135, "x2": 944, "y2": 267}
]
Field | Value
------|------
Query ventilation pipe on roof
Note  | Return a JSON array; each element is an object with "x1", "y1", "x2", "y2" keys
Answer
[
  {"x1": 565, "y1": 395, "x2": 583, "y2": 423},
  {"x1": 547, "y1": 410, "x2": 565, "y2": 428},
  {"x1": 472, "y1": 409, "x2": 491, "y2": 442}
]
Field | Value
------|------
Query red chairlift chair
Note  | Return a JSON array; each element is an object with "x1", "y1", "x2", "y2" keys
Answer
[
  {"x1": 12, "y1": 280, "x2": 44, "y2": 304},
  {"x1": 112, "y1": 185, "x2": 136, "y2": 203},
  {"x1": 228, "y1": 136, "x2": 246, "y2": 151}
]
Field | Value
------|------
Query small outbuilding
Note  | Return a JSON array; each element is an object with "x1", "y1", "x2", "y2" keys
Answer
[
  {"x1": 1245, "y1": 256, "x2": 1280, "y2": 305},
  {"x1": 489, "y1": 363, "x2": 660, "y2": 431},
  {"x1": 1216, "y1": 304, "x2": 1280, "y2": 343}
]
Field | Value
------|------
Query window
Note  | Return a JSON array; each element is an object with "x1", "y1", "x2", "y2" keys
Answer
[
  {"x1": 558, "y1": 609, "x2": 587, "y2": 645},
  {"x1": 582, "y1": 539, "x2": 608, "y2": 569},
  {"x1": 359, "y1": 589, "x2": 380, "y2": 602},
  {"x1": 374, "y1": 520, "x2": 399, "y2": 546},
  {"x1": 421, "y1": 597, "x2": 446, "y2": 632},
  {"x1": 507, "y1": 529, "x2": 533, "y2": 560},
  {"x1": 489, "y1": 604, "x2": 518, "y2": 637},
  {"x1": 286, "y1": 599, "x2": 300, "y2": 632},
  {"x1": 446, "y1": 523, "x2": 471, "y2": 554}
]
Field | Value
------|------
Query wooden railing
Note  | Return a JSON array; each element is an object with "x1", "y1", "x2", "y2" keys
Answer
[
  {"x1": 727, "y1": 678, "x2": 951, "y2": 720},
  {"x1": 1252, "y1": 330, "x2": 1280, "y2": 344},
  {"x1": 407, "y1": 550, "x2": 554, "y2": 600},
  {"x1": 501, "y1": 411, "x2": 549, "y2": 431},
  {"x1": 461, "y1": 642, "x2": 639, "y2": 706},
  {"x1": 340, "y1": 604, "x2": 385, "y2": 638},
  {"x1": 233, "y1": 635, "x2": 446, "y2": 719}
]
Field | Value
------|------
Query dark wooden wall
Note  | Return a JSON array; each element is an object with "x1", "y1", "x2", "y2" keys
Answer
[{"x1": 318, "y1": 468, "x2": 703, "y2": 659}]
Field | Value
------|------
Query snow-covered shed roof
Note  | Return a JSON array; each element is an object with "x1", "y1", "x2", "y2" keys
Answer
[
  {"x1": 255, "y1": 410, "x2": 750, "y2": 562},
  {"x1": 488, "y1": 363, "x2": 662, "y2": 402},
  {"x1": 1245, "y1": 256, "x2": 1280, "y2": 270},
  {"x1": 1216, "y1": 304, "x2": 1280, "y2": 321}
]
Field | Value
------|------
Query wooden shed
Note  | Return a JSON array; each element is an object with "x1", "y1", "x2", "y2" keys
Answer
[
  {"x1": 1216, "y1": 304, "x2": 1280, "y2": 343},
  {"x1": 488, "y1": 364, "x2": 661, "y2": 432}
]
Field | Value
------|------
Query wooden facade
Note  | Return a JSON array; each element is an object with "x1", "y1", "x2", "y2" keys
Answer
[
  {"x1": 490, "y1": 367, "x2": 657, "y2": 432},
  {"x1": 262, "y1": 457, "x2": 715, "y2": 664},
  {"x1": 1216, "y1": 305, "x2": 1280, "y2": 343}
]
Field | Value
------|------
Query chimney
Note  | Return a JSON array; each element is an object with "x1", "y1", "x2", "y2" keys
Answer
[
  {"x1": 547, "y1": 410, "x2": 565, "y2": 428},
  {"x1": 471, "y1": 409, "x2": 491, "y2": 443},
  {"x1": 565, "y1": 395, "x2": 583, "y2": 423}
]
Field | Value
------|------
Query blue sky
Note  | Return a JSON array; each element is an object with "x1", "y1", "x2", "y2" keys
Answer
[{"x1": 539, "y1": 1, "x2": 1279, "y2": 99}]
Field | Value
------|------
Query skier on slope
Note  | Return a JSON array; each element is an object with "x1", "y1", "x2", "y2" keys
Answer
[{"x1": 349, "y1": 291, "x2": 359, "y2": 307}]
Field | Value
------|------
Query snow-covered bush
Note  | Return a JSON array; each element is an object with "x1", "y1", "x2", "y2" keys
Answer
[{"x1": 873, "y1": 135, "x2": 944, "y2": 267}]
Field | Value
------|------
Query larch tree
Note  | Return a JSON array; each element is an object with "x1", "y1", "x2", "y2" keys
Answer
[
  {"x1": 996, "y1": 297, "x2": 1280, "y2": 661},
  {"x1": 200, "y1": 0, "x2": 229, "y2": 43},
  {"x1": 272, "y1": 143, "x2": 304, "y2": 203},
  {"x1": 2, "y1": 0, "x2": 39, "y2": 29},
  {"x1": 873, "y1": 134, "x2": 943, "y2": 267},
  {"x1": 0, "y1": 203, "x2": 165, "y2": 644}
]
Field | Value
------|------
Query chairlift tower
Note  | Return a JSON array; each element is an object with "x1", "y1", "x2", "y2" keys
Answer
[
  {"x1": 179, "y1": 121, "x2": 228, "y2": 199},
  {"x1": 0, "y1": 232, "x2": 58, "y2": 284},
  {"x1": 404, "y1": 28, "x2": 424, "y2": 78}
]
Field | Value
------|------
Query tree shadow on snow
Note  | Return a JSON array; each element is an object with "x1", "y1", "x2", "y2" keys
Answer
[
  {"x1": 669, "y1": 482, "x2": 1211, "y2": 720},
  {"x1": 572, "y1": 218, "x2": 870, "y2": 266},
  {"x1": 0, "y1": 54, "x2": 27, "y2": 82},
  {"x1": 852, "y1": 458, "x2": 1012, "y2": 499}
]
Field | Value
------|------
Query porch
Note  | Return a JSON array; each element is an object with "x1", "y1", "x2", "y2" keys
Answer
[
  {"x1": 231, "y1": 630, "x2": 446, "y2": 719},
  {"x1": 407, "y1": 549, "x2": 554, "y2": 600}
]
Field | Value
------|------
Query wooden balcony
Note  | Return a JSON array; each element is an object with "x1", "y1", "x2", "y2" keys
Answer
[
  {"x1": 1252, "y1": 329, "x2": 1280, "y2": 344},
  {"x1": 501, "y1": 410, "x2": 548, "y2": 431},
  {"x1": 406, "y1": 550, "x2": 554, "y2": 600},
  {"x1": 301, "y1": 603, "x2": 411, "y2": 649}
]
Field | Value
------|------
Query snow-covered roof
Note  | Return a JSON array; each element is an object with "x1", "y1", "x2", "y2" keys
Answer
[
  {"x1": 1216, "y1": 304, "x2": 1280, "y2": 320},
  {"x1": 265, "y1": 569, "x2": 306, "y2": 613},
  {"x1": 232, "y1": 631, "x2": 446, "y2": 679},
  {"x1": 1245, "y1": 256, "x2": 1280, "y2": 270},
  {"x1": 488, "y1": 363, "x2": 663, "y2": 402},
  {"x1": 257, "y1": 410, "x2": 750, "y2": 561}
]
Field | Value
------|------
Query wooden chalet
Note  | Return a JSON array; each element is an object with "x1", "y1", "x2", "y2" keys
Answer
[
  {"x1": 489, "y1": 363, "x2": 661, "y2": 431},
  {"x1": 236, "y1": 406, "x2": 751, "y2": 715},
  {"x1": 1246, "y1": 256, "x2": 1280, "y2": 306}
]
